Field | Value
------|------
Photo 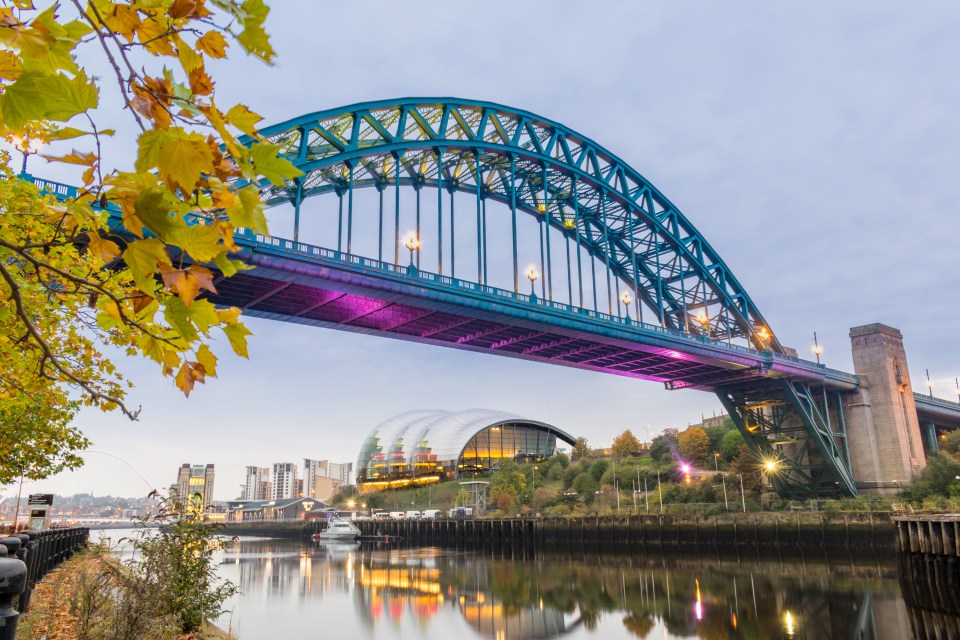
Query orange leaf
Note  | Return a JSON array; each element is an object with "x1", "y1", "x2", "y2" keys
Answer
[{"x1": 188, "y1": 65, "x2": 214, "y2": 96}]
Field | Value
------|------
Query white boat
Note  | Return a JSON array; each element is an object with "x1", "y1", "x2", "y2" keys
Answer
[{"x1": 314, "y1": 518, "x2": 361, "y2": 541}]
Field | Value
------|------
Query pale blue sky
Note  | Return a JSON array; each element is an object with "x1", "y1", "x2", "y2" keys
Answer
[{"x1": 16, "y1": 1, "x2": 960, "y2": 500}]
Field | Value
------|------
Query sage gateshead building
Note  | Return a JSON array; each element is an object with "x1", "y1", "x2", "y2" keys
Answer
[{"x1": 356, "y1": 409, "x2": 576, "y2": 492}]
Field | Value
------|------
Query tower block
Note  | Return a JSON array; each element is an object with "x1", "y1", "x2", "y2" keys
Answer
[{"x1": 844, "y1": 324, "x2": 926, "y2": 493}]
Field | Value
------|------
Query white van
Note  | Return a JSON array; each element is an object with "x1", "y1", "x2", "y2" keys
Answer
[
  {"x1": 406, "y1": 510, "x2": 422, "y2": 520},
  {"x1": 372, "y1": 511, "x2": 391, "y2": 521},
  {"x1": 421, "y1": 509, "x2": 442, "y2": 519},
  {"x1": 389, "y1": 511, "x2": 406, "y2": 520}
]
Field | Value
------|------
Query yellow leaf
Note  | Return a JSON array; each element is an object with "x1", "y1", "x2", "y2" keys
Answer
[
  {"x1": 175, "y1": 362, "x2": 196, "y2": 396},
  {"x1": 86, "y1": 231, "x2": 121, "y2": 262},
  {"x1": 225, "y1": 184, "x2": 268, "y2": 234},
  {"x1": 225, "y1": 103, "x2": 262, "y2": 137},
  {"x1": 0, "y1": 50, "x2": 21, "y2": 80},
  {"x1": 137, "y1": 17, "x2": 176, "y2": 56},
  {"x1": 216, "y1": 306, "x2": 241, "y2": 324},
  {"x1": 156, "y1": 129, "x2": 214, "y2": 192},
  {"x1": 196, "y1": 31, "x2": 227, "y2": 58},
  {"x1": 103, "y1": 4, "x2": 140, "y2": 42},
  {"x1": 122, "y1": 238, "x2": 172, "y2": 296},
  {"x1": 165, "y1": 224, "x2": 223, "y2": 262},
  {"x1": 196, "y1": 343, "x2": 217, "y2": 377},
  {"x1": 188, "y1": 298, "x2": 220, "y2": 333},
  {"x1": 236, "y1": 0, "x2": 275, "y2": 62},
  {"x1": 177, "y1": 42, "x2": 203, "y2": 73},
  {"x1": 222, "y1": 321, "x2": 252, "y2": 358},
  {"x1": 42, "y1": 150, "x2": 96, "y2": 166}
]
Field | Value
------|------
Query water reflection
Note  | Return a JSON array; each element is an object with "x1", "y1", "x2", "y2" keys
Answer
[{"x1": 211, "y1": 536, "x2": 929, "y2": 639}]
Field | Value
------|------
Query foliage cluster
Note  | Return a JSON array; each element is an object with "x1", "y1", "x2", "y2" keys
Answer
[
  {"x1": 0, "y1": 0, "x2": 297, "y2": 483},
  {"x1": 901, "y1": 431, "x2": 960, "y2": 501}
]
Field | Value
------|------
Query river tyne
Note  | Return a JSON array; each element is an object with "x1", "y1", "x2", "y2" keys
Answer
[{"x1": 197, "y1": 534, "x2": 926, "y2": 639}]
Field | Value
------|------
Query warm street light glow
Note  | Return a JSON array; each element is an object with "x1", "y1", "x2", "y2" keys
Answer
[
  {"x1": 563, "y1": 217, "x2": 576, "y2": 228},
  {"x1": 526, "y1": 265, "x2": 539, "y2": 283},
  {"x1": 621, "y1": 291, "x2": 632, "y2": 306},
  {"x1": 7, "y1": 134, "x2": 45, "y2": 173},
  {"x1": 404, "y1": 232, "x2": 420, "y2": 252},
  {"x1": 764, "y1": 459, "x2": 778, "y2": 472},
  {"x1": 756, "y1": 326, "x2": 770, "y2": 341},
  {"x1": 680, "y1": 463, "x2": 691, "y2": 475},
  {"x1": 693, "y1": 310, "x2": 708, "y2": 329},
  {"x1": 404, "y1": 232, "x2": 420, "y2": 266},
  {"x1": 785, "y1": 611, "x2": 795, "y2": 635}
]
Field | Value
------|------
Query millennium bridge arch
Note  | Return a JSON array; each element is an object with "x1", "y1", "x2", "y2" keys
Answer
[{"x1": 31, "y1": 99, "x2": 875, "y2": 499}]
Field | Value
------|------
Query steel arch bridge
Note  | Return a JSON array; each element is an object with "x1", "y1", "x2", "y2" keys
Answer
[{"x1": 32, "y1": 98, "x2": 861, "y2": 498}]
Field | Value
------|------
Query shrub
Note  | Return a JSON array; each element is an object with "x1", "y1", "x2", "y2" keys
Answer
[{"x1": 128, "y1": 492, "x2": 239, "y2": 633}]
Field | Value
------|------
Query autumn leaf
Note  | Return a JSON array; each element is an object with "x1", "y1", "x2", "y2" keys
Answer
[
  {"x1": 188, "y1": 64, "x2": 214, "y2": 96},
  {"x1": 247, "y1": 141, "x2": 301, "y2": 186},
  {"x1": 156, "y1": 129, "x2": 215, "y2": 192},
  {"x1": 86, "y1": 231, "x2": 121, "y2": 262},
  {"x1": 236, "y1": 0, "x2": 275, "y2": 62},
  {"x1": 0, "y1": 50, "x2": 22, "y2": 80},
  {"x1": 225, "y1": 103, "x2": 262, "y2": 137},
  {"x1": 123, "y1": 238, "x2": 172, "y2": 296},
  {"x1": 196, "y1": 31, "x2": 227, "y2": 58},
  {"x1": 222, "y1": 321, "x2": 252, "y2": 358},
  {"x1": 42, "y1": 149, "x2": 96, "y2": 166}
]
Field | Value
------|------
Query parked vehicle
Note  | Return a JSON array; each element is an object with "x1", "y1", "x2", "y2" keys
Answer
[
  {"x1": 447, "y1": 507, "x2": 473, "y2": 519},
  {"x1": 405, "y1": 510, "x2": 422, "y2": 520},
  {"x1": 372, "y1": 511, "x2": 391, "y2": 521},
  {"x1": 421, "y1": 509, "x2": 442, "y2": 519},
  {"x1": 389, "y1": 511, "x2": 406, "y2": 520}
]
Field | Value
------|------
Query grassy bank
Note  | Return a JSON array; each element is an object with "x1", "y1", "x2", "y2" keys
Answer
[{"x1": 17, "y1": 547, "x2": 233, "y2": 640}]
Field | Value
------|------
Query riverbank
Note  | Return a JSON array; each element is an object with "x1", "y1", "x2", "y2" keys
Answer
[{"x1": 17, "y1": 547, "x2": 233, "y2": 640}]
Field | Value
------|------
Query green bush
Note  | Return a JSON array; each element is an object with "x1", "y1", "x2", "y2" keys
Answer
[
  {"x1": 589, "y1": 460, "x2": 609, "y2": 481},
  {"x1": 128, "y1": 492, "x2": 238, "y2": 633}
]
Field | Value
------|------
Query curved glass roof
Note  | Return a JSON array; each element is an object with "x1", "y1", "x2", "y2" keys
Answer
[{"x1": 356, "y1": 409, "x2": 575, "y2": 479}]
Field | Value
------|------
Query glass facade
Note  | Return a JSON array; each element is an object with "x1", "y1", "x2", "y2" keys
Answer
[{"x1": 356, "y1": 409, "x2": 574, "y2": 492}]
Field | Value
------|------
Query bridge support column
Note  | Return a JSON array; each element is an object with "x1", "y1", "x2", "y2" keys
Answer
[{"x1": 844, "y1": 323, "x2": 926, "y2": 494}]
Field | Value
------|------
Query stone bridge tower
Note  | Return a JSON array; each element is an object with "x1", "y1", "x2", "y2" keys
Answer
[{"x1": 843, "y1": 324, "x2": 926, "y2": 493}]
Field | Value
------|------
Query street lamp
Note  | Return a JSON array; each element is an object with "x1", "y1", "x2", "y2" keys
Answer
[
  {"x1": 526, "y1": 265, "x2": 539, "y2": 298},
  {"x1": 755, "y1": 326, "x2": 771, "y2": 348},
  {"x1": 926, "y1": 369, "x2": 934, "y2": 398},
  {"x1": 404, "y1": 232, "x2": 420, "y2": 267},
  {"x1": 621, "y1": 291, "x2": 633, "y2": 322},
  {"x1": 693, "y1": 310, "x2": 709, "y2": 334},
  {"x1": 8, "y1": 134, "x2": 44, "y2": 175},
  {"x1": 812, "y1": 331, "x2": 822, "y2": 365}
]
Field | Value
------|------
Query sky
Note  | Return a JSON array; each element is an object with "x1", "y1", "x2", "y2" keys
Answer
[{"x1": 13, "y1": 1, "x2": 960, "y2": 501}]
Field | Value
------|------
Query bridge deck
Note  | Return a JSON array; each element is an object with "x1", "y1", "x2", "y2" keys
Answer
[{"x1": 202, "y1": 228, "x2": 858, "y2": 393}]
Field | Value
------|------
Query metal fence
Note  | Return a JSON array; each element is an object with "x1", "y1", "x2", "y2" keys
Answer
[{"x1": 0, "y1": 527, "x2": 89, "y2": 639}]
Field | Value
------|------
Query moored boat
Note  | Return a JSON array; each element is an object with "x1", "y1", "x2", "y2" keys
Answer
[{"x1": 313, "y1": 518, "x2": 361, "y2": 541}]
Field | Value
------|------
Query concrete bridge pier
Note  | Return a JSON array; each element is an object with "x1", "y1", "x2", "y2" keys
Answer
[{"x1": 843, "y1": 324, "x2": 927, "y2": 494}]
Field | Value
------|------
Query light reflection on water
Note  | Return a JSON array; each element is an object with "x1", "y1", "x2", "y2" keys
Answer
[{"x1": 203, "y1": 535, "x2": 915, "y2": 640}]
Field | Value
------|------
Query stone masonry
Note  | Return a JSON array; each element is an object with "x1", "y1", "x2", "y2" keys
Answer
[{"x1": 843, "y1": 323, "x2": 926, "y2": 493}]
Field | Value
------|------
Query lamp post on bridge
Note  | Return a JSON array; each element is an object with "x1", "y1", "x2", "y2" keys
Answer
[
  {"x1": 812, "y1": 332, "x2": 822, "y2": 365},
  {"x1": 526, "y1": 266, "x2": 539, "y2": 301},
  {"x1": 8, "y1": 134, "x2": 44, "y2": 175},
  {"x1": 621, "y1": 291, "x2": 632, "y2": 323},
  {"x1": 926, "y1": 369, "x2": 934, "y2": 398},
  {"x1": 404, "y1": 232, "x2": 420, "y2": 274}
]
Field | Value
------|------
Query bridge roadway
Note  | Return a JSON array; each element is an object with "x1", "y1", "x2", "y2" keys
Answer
[{"x1": 207, "y1": 225, "x2": 859, "y2": 394}]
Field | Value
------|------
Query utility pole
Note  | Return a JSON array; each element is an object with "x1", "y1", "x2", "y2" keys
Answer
[{"x1": 657, "y1": 469, "x2": 663, "y2": 514}]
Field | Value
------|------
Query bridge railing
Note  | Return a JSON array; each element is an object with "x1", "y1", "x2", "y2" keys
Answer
[
  {"x1": 238, "y1": 227, "x2": 778, "y2": 355},
  {"x1": 914, "y1": 393, "x2": 960, "y2": 410}
]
